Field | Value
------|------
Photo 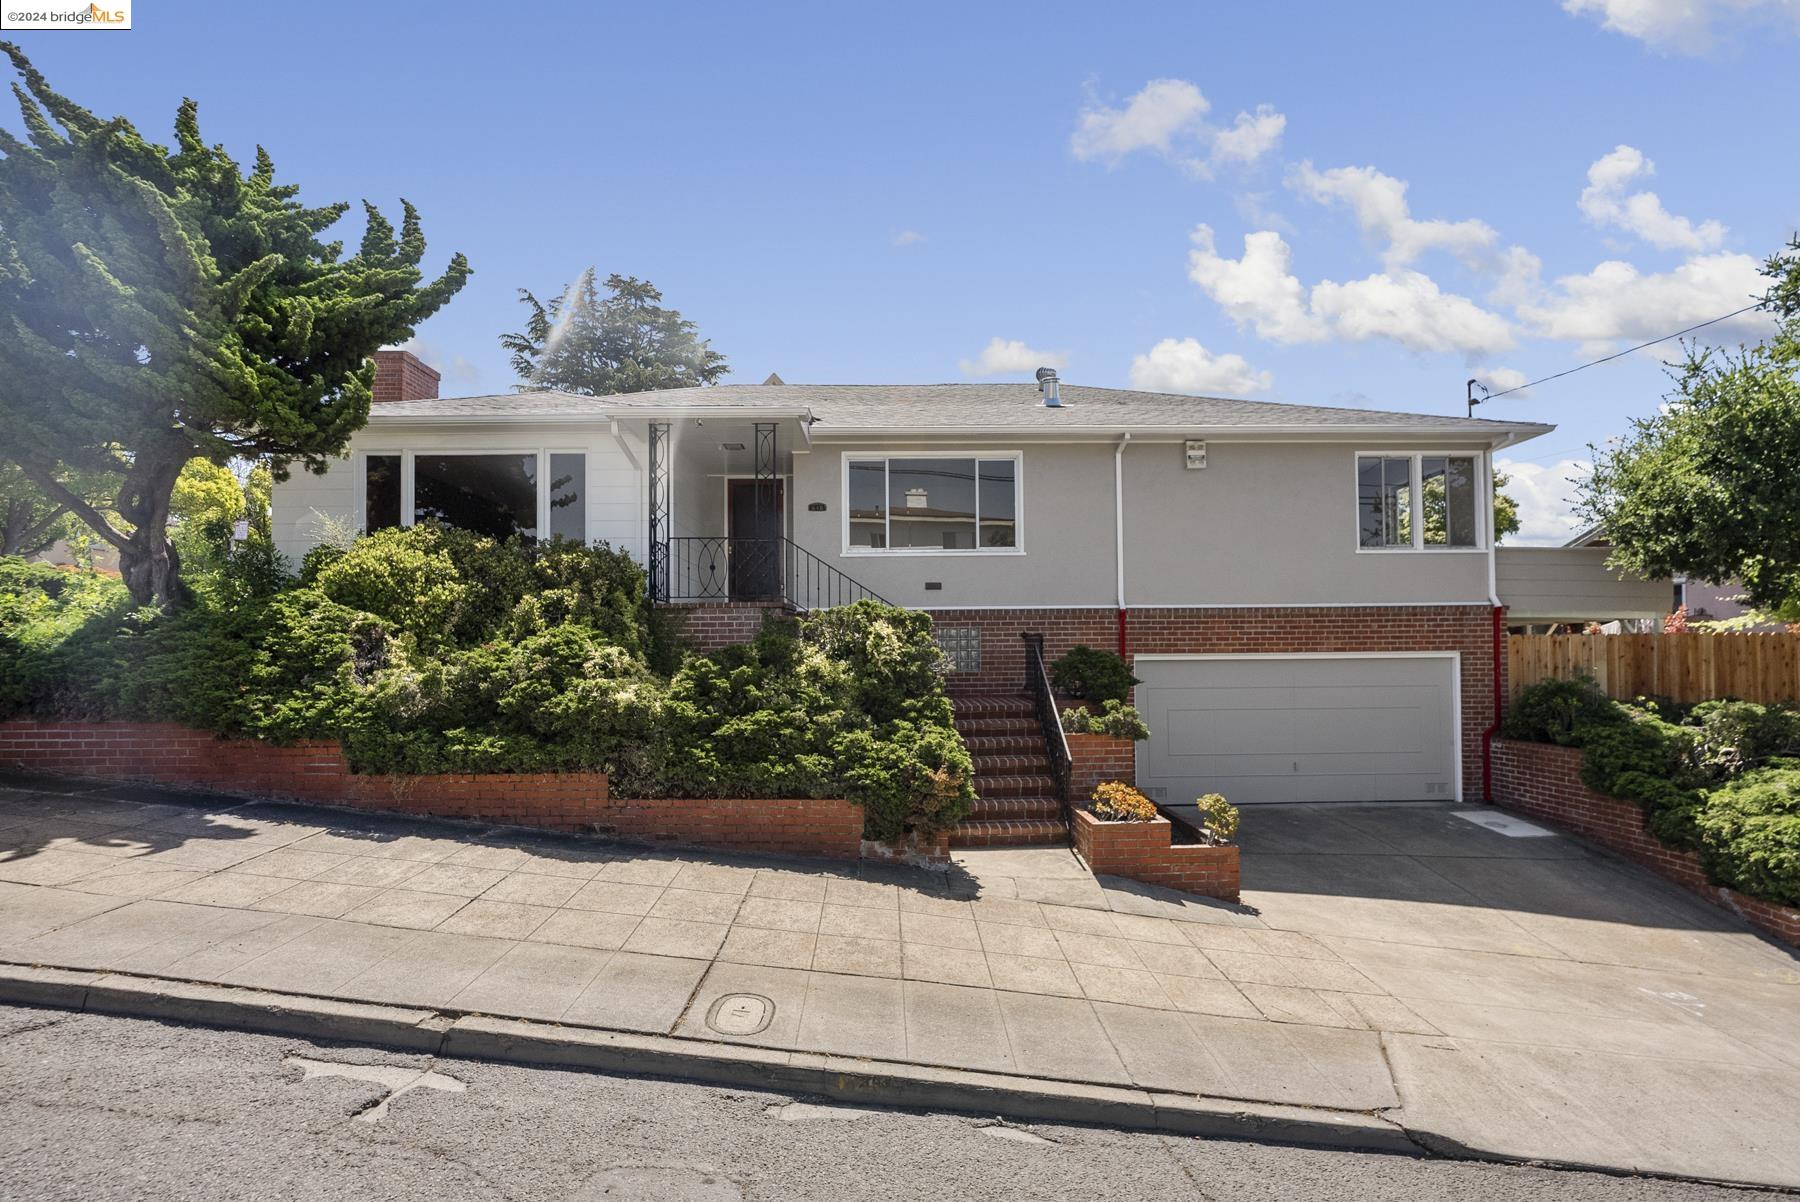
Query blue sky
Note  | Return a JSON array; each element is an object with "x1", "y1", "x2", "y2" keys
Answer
[{"x1": 8, "y1": 0, "x2": 1800, "y2": 542}]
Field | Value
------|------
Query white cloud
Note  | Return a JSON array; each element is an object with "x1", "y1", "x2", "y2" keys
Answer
[
  {"x1": 1210, "y1": 105, "x2": 1287, "y2": 166},
  {"x1": 958, "y1": 337, "x2": 1068, "y2": 377},
  {"x1": 1311, "y1": 272, "x2": 1517, "y2": 355},
  {"x1": 1564, "y1": 0, "x2": 1800, "y2": 53},
  {"x1": 1578, "y1": 146, "x2": 1725, "y2": 251},
  {"x1": 1187, "y1": 225, "x2": 1327, "y2": 343},
  {"x1": 1474, "y1": 367, "x2": 1531, "y2": 396},
  {"x1": 1187, "y1": 224, "x2": 1515, "y2": 355},
  {"x1": 1495, "y1": 457, "x2": 1593, "y2": 546},
  {"x1": 1070, "y1": 79, "x2": 1210, "y2": 166},
  {"x1": 395, "y1": 337, "x2": 481, "y2": 392},
  {"x1": 1517, "y1": 251, "x2": 1772, "y2": 353},
  {"x1": 1289, "y1": 162, "x2": 1498, "y2": 269},
  {"x1": 1128, "y1": 338, "x2": 1272, "y2": 395},
  {"x1": 1488, "y1": 245, "x2": 1544, "y2": 307},
  {"x1": 892, "y1": 229, "x2": 926, "y2": 247},
  {"x1": 1070, "y1": 80, "x2": 1283, "y2": 175}
]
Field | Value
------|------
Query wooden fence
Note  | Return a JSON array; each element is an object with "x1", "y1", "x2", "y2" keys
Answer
[{"x1": 1508, "y1": 633, "x2": 1800, "y2": 706}]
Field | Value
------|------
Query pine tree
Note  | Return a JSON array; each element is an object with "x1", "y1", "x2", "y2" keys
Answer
[
  {"x1": 0, "y1": 45, "x2": 469, "y2": 606},
  {"x1": 503, "y1": 267, "x2": 728, "y2": 395}
]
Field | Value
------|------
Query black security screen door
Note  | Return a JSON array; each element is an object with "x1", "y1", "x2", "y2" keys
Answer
[{"x1": 727, "y1": 479, "x2": 783, "y2": 600}]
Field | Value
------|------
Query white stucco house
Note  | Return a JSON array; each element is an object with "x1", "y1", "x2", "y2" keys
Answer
[{"x1": 272, "y1": 351, "x2": 1665, "y2": 842}]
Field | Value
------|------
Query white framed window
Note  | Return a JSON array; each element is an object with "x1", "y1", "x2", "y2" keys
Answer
[
  {"x1": 356, "y1": 449, "x2": 587, "y2": 543},
  {"x1": 842, "y1": 452, "x2": 1023, "y2": 555},
  {"x1": 1354, "y1": 451, "x2": 1484, "y2": 551}
]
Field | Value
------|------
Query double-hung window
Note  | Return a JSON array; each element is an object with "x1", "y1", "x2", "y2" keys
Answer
[
  {"x1": 1356, "y1": 453, "x2": 1482, "y2": 550},
  {"x1": 845, "y1": 454, "x2": 1021, "y2": 553},
  {"x1": 360, "y1": 450, "x2": 587, "y2": 543}
]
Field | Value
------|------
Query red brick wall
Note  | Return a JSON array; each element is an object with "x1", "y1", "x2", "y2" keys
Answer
[
  {"x1": 0, "y1": 721, "x2": 865, "y2": 860},
  {"x1": 1071, "y1": 810, "x2": 1239, "y2": 901},
  {"x1": 1066, "y1": 731, "x2": 1136, "y2": 800},
  {"x1": 662, "y1": 601, "x2": 790, "y2": 653},
  {"x1": 371, "y1": 350, "x2": 440, "y2": 401},
  {"x1": 929, "y1": 605, "x2": 1495, "y2": 802},
  {"x1": 1492, "y1": 738, "x2": 1799, "y2": 949}
]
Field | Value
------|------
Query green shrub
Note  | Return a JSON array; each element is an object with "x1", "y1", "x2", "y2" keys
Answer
[
  {"x1": 1049, "y1": 645, "x2": 1139, "y2": 706},
  {"x1": 1695, "y1": 765, "x2": 1800, "y2": 907},
  {"x1": 0, "y1": 542, "x2": 973, "y2": 843},
  {"x1": 310, "y1": 526, "x2": 468, "y2": 649},
  {"x1": 1502, "y1": 676, "x2": 1620, "y2": 745},
  {"x1": 1688, "y1": 700, "x2": 1800, "y2": 780},
  {"x1": 1061, "y1": 699, "x2": 1151, "y2": 741}
]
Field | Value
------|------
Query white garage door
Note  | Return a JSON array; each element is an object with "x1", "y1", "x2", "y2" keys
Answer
[{"x1": 1134, "y1": 655, "x2": 1459, "y2": 805}]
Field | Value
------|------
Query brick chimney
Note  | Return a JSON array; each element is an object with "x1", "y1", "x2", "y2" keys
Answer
[{"x1": 372, "y1": 349, "x2": 441, "y2": 402}]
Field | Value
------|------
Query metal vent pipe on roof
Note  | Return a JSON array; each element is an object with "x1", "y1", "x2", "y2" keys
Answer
[{"x1": 1036, "y1": 366, "x2": 1061, "y2": 407}]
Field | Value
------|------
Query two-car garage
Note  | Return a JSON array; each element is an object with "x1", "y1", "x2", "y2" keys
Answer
[{"x1": 1132, "y1": 654, "x2": 1461, "y2": 806}]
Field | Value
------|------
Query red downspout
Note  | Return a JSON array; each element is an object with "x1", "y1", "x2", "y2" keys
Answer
[
  {"x1": 1480, "y1": 604, "x2": 1503, "y2": 801},
  {"x1": 1117, "y1": 608, "x2": 1128, "y2": 659}
]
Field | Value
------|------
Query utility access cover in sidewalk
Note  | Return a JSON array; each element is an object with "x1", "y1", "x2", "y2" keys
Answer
[{"x1": 706, "y1": 994, "x2": 774, "y2": 1036}]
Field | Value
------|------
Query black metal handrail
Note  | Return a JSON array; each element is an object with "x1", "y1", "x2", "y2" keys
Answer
[
  {"x1": 1022, "y1": 633, "x2": 1074, "y2": 834},
  {"x1": 658, "y1": 536, "x2": 890, "y2": 612}
]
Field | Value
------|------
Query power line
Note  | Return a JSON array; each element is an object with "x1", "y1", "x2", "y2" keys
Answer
[{"x1": 1473, "y1": 301, "x2": 1766, "y2": 406}]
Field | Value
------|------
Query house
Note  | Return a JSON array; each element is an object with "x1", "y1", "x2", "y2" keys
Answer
[
  {"x1": 1564, "y1": 523, "x2": 1780, "y2": 631},
  {"x1": 272, "y1": 350, "x2": 1663, "y2": 842}
]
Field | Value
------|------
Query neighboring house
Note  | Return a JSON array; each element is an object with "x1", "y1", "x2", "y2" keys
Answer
[
  {"x1": 272, "y1": 351, "x2": 1662, "y2": 827},
  {"x1": 1563, "y1": 524, "x2": 1780, "y2": 630}
]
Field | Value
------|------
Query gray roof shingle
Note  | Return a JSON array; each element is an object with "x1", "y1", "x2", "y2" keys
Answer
[{"x1": 368, "y1": 382, "x2": 1551, "y2": 438}]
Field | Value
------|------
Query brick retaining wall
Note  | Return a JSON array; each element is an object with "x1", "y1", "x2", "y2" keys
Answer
[
  {"x1": 1491, "y1": 738, "x2": 1799, "y2": 948},
  {"x1": 661, "y1": 601, "x2": 791, "y2": 654},
  {"x1": 1071, "y1": 809, "x2": 1239, "y2": 902},
  {"x1": 1066, "y1": 732, "x2": 1136, "y2": 801},
  {"x1": 0, "y1": 721, "x2": 866, "y2": 860}
]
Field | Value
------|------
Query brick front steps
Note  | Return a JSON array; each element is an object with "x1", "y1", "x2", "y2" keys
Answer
[
  {"x1": 949, "y1": 695, "x2": 1065, "y2": 847},
  {"x1": 1491, "y1": 738, "x2": 1799, "y2": 949}
]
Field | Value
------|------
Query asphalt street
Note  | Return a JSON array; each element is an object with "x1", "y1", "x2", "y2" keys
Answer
[{"x1": 0, "y1": 1004, "x2": 1781, "y2": 1202}]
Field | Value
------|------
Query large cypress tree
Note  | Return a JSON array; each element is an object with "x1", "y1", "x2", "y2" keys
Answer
[
  {"x1": 502, "y1": 267, "x2": 728, "y2": 395},
  {"x1": 0, "y1": 45, "x2": 469, "y2": 606}
]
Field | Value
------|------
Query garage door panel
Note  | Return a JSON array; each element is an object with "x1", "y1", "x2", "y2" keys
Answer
[{"x1": 1135, "y1": 657, "x2": 1457, "y2": 805}]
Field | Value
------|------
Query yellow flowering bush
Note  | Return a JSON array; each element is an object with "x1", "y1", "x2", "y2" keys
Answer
[{"x1": 1090, "y1": 780, "x2": 1157, "y2": 822}]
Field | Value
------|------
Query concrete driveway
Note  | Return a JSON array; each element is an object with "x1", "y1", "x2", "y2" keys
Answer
[
  {"x1": 0, "y1": 774, "x2": 1795, "y2": 1186},
  {"x1": 1234, "y1": 802, "x2": 1800, "y2": 1183}
]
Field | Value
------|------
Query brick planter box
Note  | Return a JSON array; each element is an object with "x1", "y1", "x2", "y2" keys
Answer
[
  {"x1": 1071, "y1": 809, "x2": 1239, "y2": 902},
  {"x1": 1491, "y1": 738, "x2": 1800, "y2": 949},
  {"x1": 0, "y1": 720, "x2": 866, "y2": 861},
  {"x1": 1065, "y1": 731, "x2": 1136, "y2": 801}
]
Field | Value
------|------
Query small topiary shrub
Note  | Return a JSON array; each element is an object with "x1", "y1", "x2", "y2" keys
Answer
[
  {"x1": 1090, "y1": 780, "x2": 1157, "y2": 822},
  {"x1": 1061, "y1": 699, "x2": 1151, "y2": 741},
  {"x1": 1050, "y1": 645, "x2": 1139, "y2": 706},
  {"x1": 1194, "y1": 792, "x2": 1239, "y2": 844}
]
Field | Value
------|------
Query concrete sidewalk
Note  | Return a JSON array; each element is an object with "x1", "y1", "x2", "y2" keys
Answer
[{"x1": 1, "y1": 772, "x2": 1797, "y2": 1187}]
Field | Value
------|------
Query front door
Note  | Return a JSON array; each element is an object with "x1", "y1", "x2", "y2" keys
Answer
[{"x1": 727, "y1": 479, "x2": 784, "y2": 600}]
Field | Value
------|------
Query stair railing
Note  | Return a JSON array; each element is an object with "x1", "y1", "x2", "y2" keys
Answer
[{"x1": 1021, "y1": 633, "x2": 1073, "y2": 834}]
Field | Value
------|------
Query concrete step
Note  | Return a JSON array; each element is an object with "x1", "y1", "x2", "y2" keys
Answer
[{"x1": 949, "y1": 818, "x2": 1070, "y2": 848}]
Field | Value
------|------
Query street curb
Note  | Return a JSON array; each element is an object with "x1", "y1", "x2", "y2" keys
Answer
[{"x1": 0, "y1": 963, "x2": 1416, "y2": 1156}]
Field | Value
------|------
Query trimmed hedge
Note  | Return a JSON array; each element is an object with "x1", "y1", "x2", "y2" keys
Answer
[
  {"x1": 0, "y1": 530, "x2": 971, "y2": 841},
  {"x1": 1504, "y1": 676, "x2": 1800, "y2": 906}
]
